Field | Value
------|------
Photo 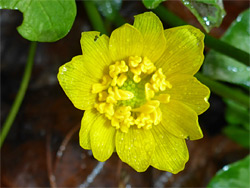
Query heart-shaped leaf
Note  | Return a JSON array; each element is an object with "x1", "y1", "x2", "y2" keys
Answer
[{"x1": 0, "y1": 0, "x2": 76, "y2": 42}]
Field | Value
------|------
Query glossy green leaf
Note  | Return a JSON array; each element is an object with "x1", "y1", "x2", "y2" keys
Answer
[
  {"x1": 203, "y1": 8, "x2": 250, "y2": 87},
  {"x1": 142, "y1": 0, "x2": 165, "y2": 9},
  {"x1": 0, "y1": 0, "x2": 76, "y2": 42},
  {"x1": 93, "y1": 0, "x2": 122, "y2": 21},
  {"x1": 181, "y1": 0, "x2": 225, "y2": 32},
  {"x1": 208, "y1": 155, "x2": 250, "y2": 188}
]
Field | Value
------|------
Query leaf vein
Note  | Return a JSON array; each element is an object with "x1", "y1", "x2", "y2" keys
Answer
[{"x1": 37, "y1": 1, "x2": 59, "y2": 38}]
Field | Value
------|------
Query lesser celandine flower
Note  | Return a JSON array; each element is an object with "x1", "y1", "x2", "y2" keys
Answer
[{"x1": 58, "y1": 12, "x2": 210, "y2": 173}]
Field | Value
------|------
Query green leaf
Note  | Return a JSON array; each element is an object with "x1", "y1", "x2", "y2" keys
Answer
[
  {"x1": 93, "y1": 0, "x2": 122, "y2": 21},
  {"x1": 224, "y1": 99, "x2": 249, "y2": 129},
  {"x1": 203, "y1": 8, "x2": 250, "y2": 87},
  {"x1": 0, "y1": 0, "x2": 76, "y2": 42},
  {"x1": 208, "y1": 155, "x2": 250, "y2": 188},
  {"x1": 181, "y1": 0, "x2": 226, "y2": 32},
  {"x1": 223, "y1": 99, "x2": 249, "y2": 148},
  {"x1": 223, "y1": 125, "x2": 249, "y2": 148},
  {"x1": 143, "y1": 0, "x2": 165, "y2": 9}
]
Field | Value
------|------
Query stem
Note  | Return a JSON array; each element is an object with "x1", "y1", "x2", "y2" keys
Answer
[
  {"x1": 154, "y1": 5, "x2": 186, "y2": 26},
  {"x1": 204, "y1": 35, "x2": 250, "y2": 66},
  {"x1": 154, "y1": 5, "x2": 250, "y2": 66},
  {"x1": 83, "y1": 1, "x2": 108, "y2": 35},
  {"x1": 195, "y1": 73, "x2": 249, "y2": 108},
  {"x1": 0, "y1": 42, "x2": 37, "y2": 148}
]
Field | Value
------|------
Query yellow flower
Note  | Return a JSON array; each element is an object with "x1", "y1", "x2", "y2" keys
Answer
[{"x1": 57, "y1": 12, "x2": 210, "y2": 173}]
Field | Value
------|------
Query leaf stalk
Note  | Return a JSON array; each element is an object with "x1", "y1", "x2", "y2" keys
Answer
[{"x1": 0, "y1": 42, "x2": 37, "y2": 148}]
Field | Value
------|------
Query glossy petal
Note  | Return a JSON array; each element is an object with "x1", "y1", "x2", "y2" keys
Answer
[
  {"x1": 167, "y1": 74, "x2": 210, "y2": 115},
  {"x1": 58, "y1": 55, "x2": 97, "y2": 110},
  {"x1": 109, "y1": 24, "x2": 144, "y2": 61},
  {"x1": 150, "y1": 124, "x2": 189, "y2": 173},
  {"x1": 133, "y1": 12, "x2": 166, "y2": 62},
  {"x1": 80, "y1": 31, "x2": 112, "y2": 78},
  {"x1": 161, "y1": 100, "x2": 203, "y2": 140},
  {"x1": 90, "y1": 115, "x2": 116, "y2": 161},
  {"x1": 155, "y1": 25, "x2": 205, "y2": 77},
  {"x1": 79, "y1": 109, "x2": 100, "y2": 150},
  {"x1": 116, "y1": 127, "x2": 155, "y2": 172}
]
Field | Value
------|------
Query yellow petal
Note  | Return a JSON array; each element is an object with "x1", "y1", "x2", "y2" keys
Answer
[
  {"x1": 109, "y1": 24, "x2": 143, "y2": 62},
  {"x1": 150, "y1": 124, "x2": 189, "y2": 173},
  {"x1": 167, "y1": 74, "x2": 210, "y2": 115},
  {"x1": 155, "y1": 25, "x2": 205, "y2": 77},
  {"x1": 133, "y1": 12, "x2": 166, "y2": 62},
  {"x1": 80, "y1": 31, "x2": 112, "y2": 78},
  {"x1": 79, "y1": 109, "x2": 100, "y2": 150},
  {"x1": 116, "y1": 127, "x2": 155, "y2": 172},
  {"x1": 90, "y1": 114, "x2": 116, "y2": 162},
  {"x1": 161, "y1": 100, "x2": 203, "y2": 140},
  {"x1": 58, "y1": 55, "x2": 97, "y2": 110}
]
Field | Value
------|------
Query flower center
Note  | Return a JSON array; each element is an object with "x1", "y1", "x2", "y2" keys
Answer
[{"x1": 92, "y1": 56, "x2": 172, "y2": 133}]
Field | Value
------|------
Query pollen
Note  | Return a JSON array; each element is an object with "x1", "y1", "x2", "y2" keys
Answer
[{"x1": 91, "y1": 56, "x2": 171, "y2": 133}]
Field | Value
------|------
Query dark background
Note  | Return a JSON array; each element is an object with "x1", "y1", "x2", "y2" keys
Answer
[{"x1": 1, "y1": 1, "x2": 249, "y2": 187}]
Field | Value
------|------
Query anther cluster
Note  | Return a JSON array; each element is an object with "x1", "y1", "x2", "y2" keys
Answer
[{"x1": 92, "y1": 56, "x2": 172, "y2": 133}]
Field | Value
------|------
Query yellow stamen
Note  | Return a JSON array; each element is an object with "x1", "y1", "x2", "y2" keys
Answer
[
  {"x1": 114, "y1": 87, "x2": 134, "y2": 100},
  {"x1": 92, "y1": 56, "x2": 171, "y2": 133},
  {"x1": 141, "y1": 57, "x2": 156, "y2": 74},
  {"x1": 150, "y1": 68, "x2": 171, "y2": 92},
  {"x1": 92, "y1": 75, "x2": 112, "y2": 93},
  {"x1": 133, "y1": 75, "x2": 141, "y2": 83},
  {"x1": 106, "y1": 87, "x2": 117, "y2": 104},
  {"x1": 145, "y1": 83, "x2": 155, "y2": 101},
  {"x1": 128, "y1": 56, "x2": 157, "y2": 83},
  {"x1": 95, "y1": 102, "x2": 114, "y2": 118},
  {"x1": 132, "y1": 100, "x2": 160, "y2": 113},
  {"x1": 111, "y1": 106, "x2": 134, "y2": 133},
  {"x1": 117, "y1": 73, "x2": 127, "y2": 87},
  {"x1": 128, "y1": 56, "x2": 142, "y2": 67},
  {"x1": 109, "y1": 60, "x2": 128, "y2": 78},
  {"x1": 98, "y1": 91, "x2": 108, "y2": 101}
]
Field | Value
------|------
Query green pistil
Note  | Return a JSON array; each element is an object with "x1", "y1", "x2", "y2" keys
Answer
[{"x1": 119, "y1": 78, "x2": 146, "y2": 108}]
